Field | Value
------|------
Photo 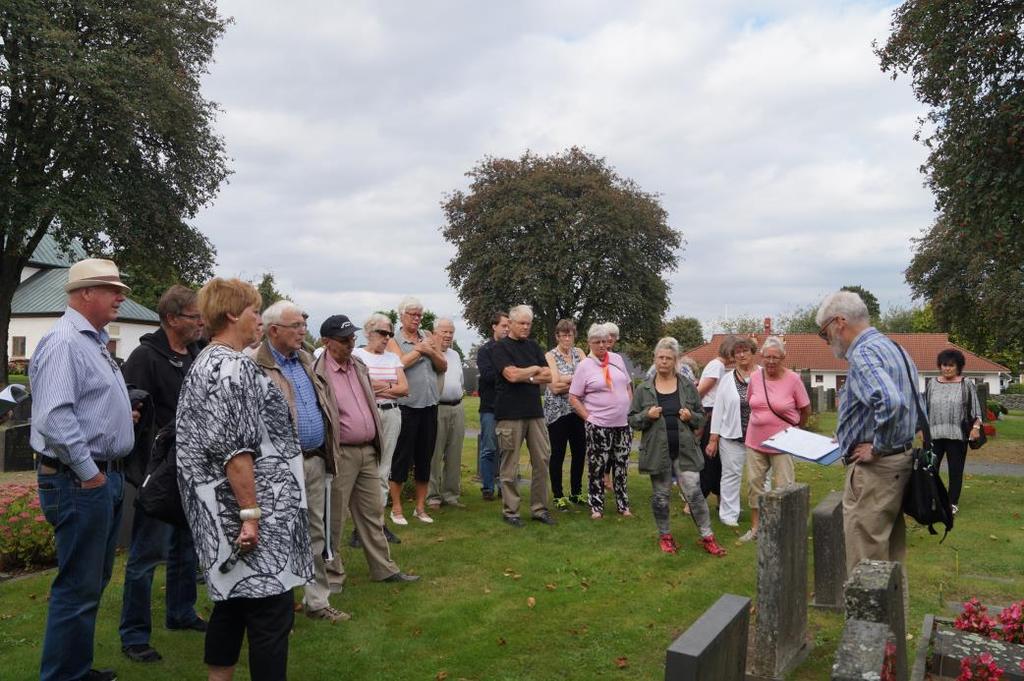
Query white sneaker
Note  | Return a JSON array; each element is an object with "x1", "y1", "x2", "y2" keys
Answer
[
  {"x1": 413, "y1": 509, "x2": 434, "y2": 524},
  {"x1": 951, "y1": 504, "x2": 959, "y2": 515},
  {"x1": 739, "y1": 529, "x2": 758, "y2": 543},
  {"x1": 389, "y1": 510, "x2": 408, "y2": 526},
  {"x1": 721, "y1": 519, "x2": 739, "y2": 528}
]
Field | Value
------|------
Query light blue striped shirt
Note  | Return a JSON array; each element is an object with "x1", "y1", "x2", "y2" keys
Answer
[
  {"x1": 29, "y1": 307, "x2": 135, "y2": 480},
  {"x1": 837, "y1": 327, "x2": 923, "y2": 461}
]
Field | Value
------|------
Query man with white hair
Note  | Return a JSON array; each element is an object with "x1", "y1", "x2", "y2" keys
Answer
[
  {"x1": 815, "y1": 290, "x2": 920, "y2": 578},
  {"x1": 427, "y1": 318, "x2": 466, "y2": 508},
  {"x1": 250, "y1": 300, "x2": 348, "y2": 622},
  {"x1": 492, "y1": 305, "x2": 556, "y2": 527}
]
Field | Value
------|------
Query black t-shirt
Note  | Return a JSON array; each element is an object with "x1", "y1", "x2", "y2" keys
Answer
[
  {"x1": 476, "y1": 339, "x2": 499, "y2": 414},
  {"x1": 492, "y1": 337, "x2": 546, "y2": 420},
  {"x1": 657, "y1": 388, "x2": 682, "y2": 459}
]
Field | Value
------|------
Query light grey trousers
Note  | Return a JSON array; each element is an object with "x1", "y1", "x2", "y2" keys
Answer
[{"x1": 650, "y1": 460, "x2": 712, "y2": 538}]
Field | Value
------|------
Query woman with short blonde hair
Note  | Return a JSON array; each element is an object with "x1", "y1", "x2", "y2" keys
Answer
[{"x1": 197, "y1": 277, "x2": 262, "y2": 336}]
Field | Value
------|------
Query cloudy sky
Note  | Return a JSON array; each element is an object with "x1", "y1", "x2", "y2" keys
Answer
[{"x1": 194, "y1": 0, "x2": 934, "y2": 348}]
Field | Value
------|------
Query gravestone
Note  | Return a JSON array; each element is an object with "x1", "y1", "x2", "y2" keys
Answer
[
  {"x1": 844, "y1": 560, "x2": 907, "y2": 681},
  {"x1": 831, "y1": 619, "x2": 894, "y2": 681},
  {"x1": 747, "y1": 483, "x2": 812, "y2": 681},
  {"x1": 976, "y1": 381, "x2": 990, "y2": 413},
  {"x1": 665, "y1": 594, "x2": 750, "y2": 681},
  {"x1": 826, "y1": 388, "x2": 836, "y2": 411},
  {"x1": 0, "y1": 422, "x2": 34, "y2": 472},
  {"x1": 811, "y1": 491, "x2": 846, "y2": 611},
  {"x1": 810, "y1": 387, "x2": 825, "y2": 414}
]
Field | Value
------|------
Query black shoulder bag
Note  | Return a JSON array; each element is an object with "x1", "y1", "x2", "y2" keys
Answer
[
  {"x1": 895, "y1": 345, "x2": 953, "y2": 541},
  {"x1": 961, "y1": 379, "x2": 986, "y2": 451}
]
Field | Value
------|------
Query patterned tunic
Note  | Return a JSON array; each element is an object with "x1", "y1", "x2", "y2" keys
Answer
[
  {"x1": 926, "y1": 379, "x2": 982, "y2": 441},
  {"x1": 543, "y1": 347, "x2": 583, "y2": 425},
  {"x1": 176, "y1": 344, "x2": 312, "y2": 602}
]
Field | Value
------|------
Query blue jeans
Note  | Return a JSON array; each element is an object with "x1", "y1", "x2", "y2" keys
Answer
[
  {"x1": 478, "y1": 411, "x2": 498, "y2": 492},
  {"x1": 38, "y1": 469, "x2": 124, "y2": 681},
  {"x1": 119, "y1": 508, "x2": 201, "y2": 646}
]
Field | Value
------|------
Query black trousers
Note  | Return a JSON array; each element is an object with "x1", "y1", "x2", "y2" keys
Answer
[
  {"x1": 205, "y1": 590, "x2": 294, "y2": 680},
  {"x1": 933, "y1": 438, "x2": 968, "y2": 506},
  {"x1": 547, "y1": 413, "x2": 586, "y2": 498},
  {"x1": 391, "y1": 404, "x2": 438, "y2": 483},
  {"x1": 699, "y1": 407, "x2": 721, "y2": 497}
]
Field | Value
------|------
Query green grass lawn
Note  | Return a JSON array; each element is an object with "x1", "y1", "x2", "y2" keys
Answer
[{"x1": 2, "y1": 440, "x2": 1022, "y2": 680}]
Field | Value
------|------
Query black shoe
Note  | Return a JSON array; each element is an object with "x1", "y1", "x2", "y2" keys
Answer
[
  {"x1": 349, "y1": 530, "x2": 363, "y2": 549},
  {"x1": 122, "y1": 644, "x2": 162, "y2": 663},
  {"x1": 482, "y1": 490, "x2": 495, "y2": 501},
  {"x1": 382, "y1": 571, "x2": 421, "y2": 583},
  {"x1": 383, "y1": 525, "x2": 401, "y2": 544},
  {"x1": 503, "y1": 515, "x2": 524, "y2": 528},
  {"x1": 87, "y1": 670, "x2": 118, "y2": 681},
  {"x1": 167, "y1": 618, "x2": 207, "y2": 632},
  {"x1": 531, "y1": 512, "x2": 557, "y2": 526}
]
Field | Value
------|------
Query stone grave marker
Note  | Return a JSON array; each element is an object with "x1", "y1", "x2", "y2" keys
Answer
[
  {"x1": 811, "y1": 491, "x2": 845, "y2": 611},
  {"x1": 665, "y1": 594, "x2": 750, "y2": 681},
  {"x1": 747, "y1": 483, "x2": 812, "y2": 681},
  {"x1": 844, "y1": 560, "x2": 907, "y2": 681},
  {"x1": 831, "y1": 619, "x2": 894, "y2": 681},
  {"x1": 0, "y1": 422, "x2": 34, "y2": 472},
  {"x1": 826, "y1": 388, "x2": 836, "y2": 411}
]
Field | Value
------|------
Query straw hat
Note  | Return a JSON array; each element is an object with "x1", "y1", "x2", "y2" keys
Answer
[{"x1": 64, "y1": 258, "x2": 131, "y2": 294}]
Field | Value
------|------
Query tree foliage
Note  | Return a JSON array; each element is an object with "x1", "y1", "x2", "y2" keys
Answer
[
  {"x1": 441, "y1": 147, "x2": 682, "y2": 348},
  {"x1": 715, "y1": 315, "x2": 763, "y2": 335},
  {"x1": 840, "y1": 285, "x2": 880, "y2": 322},
  {"x1": 0, "y1": 1, "x2": 230, "y2": 378},
  {"x1": 661, "y1": 316, "x2": 705, "y2": 351},
  {"x1": 877, "y1": 1, "x2": 1024, "y2": 369},
  {"x1": 877, "y1": 303, "x2": 938, "y2": 334},
  {"x1": 778, "y1": 305, "x2": 821, "y2": 334}
]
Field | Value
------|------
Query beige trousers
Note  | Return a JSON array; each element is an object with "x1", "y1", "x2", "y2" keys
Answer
[
  {"x1": 327, "y1": 444, "x2": 400, "y2": 589},
  {"x1": 427, "y1": 403, "x2": 466, "y2": 505},
  {"x1": 744, "y1": 447, "x2": 795, "y2": 510},
  {"x1": 377, "y1": 406, "x2": 402, "y2": 507},
  {"x1": 301, "y1": 455, "x2": 333, "y2": 610},
  {"x1": 496, "y1": 417, "x2": 551, "y2": 518},
  {"x1": 843, "y1": 451, "x2": 913, "y2": 575}
]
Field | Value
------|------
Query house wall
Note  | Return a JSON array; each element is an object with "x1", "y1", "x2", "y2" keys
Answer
[
  {"x1": 9, "y1": 316, "x2": 159, "y2": 364},
  {"x1": 804, "y1": 369, "x2": 1001, "y2": 396}
]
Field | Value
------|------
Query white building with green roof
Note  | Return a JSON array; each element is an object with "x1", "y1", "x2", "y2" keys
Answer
[{"x1": 9, "y1": 236, "x2": 160, "y2": 363}]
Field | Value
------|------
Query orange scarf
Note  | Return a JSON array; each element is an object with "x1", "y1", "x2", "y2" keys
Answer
[{"x1": 601, "y1": 353, "x2": 612, "y2": 389}]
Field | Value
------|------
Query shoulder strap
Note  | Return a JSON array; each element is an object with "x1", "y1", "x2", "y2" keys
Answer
[
  {"x1": 890, "y1": 339, "x2": 931, "y2": 449},
  {"x1": 760, "y1": 369, "x2": 799, "y2": 427}
]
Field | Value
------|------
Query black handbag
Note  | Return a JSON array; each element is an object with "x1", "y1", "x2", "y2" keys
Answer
[
  {"x1": 960, "y1": 380, "x2": 986, "y2": 450},
  {"x1": 896, "y1": 345, "x2": 953, "y2": 540}
]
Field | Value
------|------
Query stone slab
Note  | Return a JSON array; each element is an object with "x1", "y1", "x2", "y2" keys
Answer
[
  {"x1": 844, "y1": 560, "x2": 907, "y2": 681},
  {"x1": 931, "y1": 624, "x2": 1024, "y2": 680},
  {"x1": 665, "y1": 594, "x2": 751, "y2": 681},
  {"x1": 811, "y1": 490, "x2": 846, "y2": 611},
  {"x1": 0, "y1": 422, "x2": 34, "y2": 472},
  {"x1": 831, "y1": 619, "x2": 893, "y2": 681}
]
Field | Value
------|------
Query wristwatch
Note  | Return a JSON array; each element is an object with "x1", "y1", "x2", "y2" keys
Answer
[{"x1": 528, "y1": 376, "x2": 534, "y2": 383}]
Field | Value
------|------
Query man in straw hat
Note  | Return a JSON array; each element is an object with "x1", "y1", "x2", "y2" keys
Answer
[{"x1": 31, "y1": 258, "x2": 139, "y2": 681}]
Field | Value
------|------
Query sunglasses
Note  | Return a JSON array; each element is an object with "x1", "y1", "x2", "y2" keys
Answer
[
  {"x1": 817, "y1": 316, "x2": 838, "y2": 342},
  {"x1": 374, "y1": 329, "x2": 395, "y2": 337}
]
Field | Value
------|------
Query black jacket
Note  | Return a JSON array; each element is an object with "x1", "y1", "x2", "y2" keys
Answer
[{"x1": 121, "y1": 327, "x2": 200, "y2": 485}]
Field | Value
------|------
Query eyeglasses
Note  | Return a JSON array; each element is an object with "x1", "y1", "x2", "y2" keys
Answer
[
  {"x1": 404, "y1": 312, "x2": 423, "y2": 319},
  {"x1": 374, "y1": 329, "x2": 394, "y2": 337},
  {"x1": 272, "y1": 321, "x2": 307, "y2": 330},
  {"x1": 177, "y1": 313, "x2": 202, "y2": 321},
  {"x1": 817, "y1": 316, "x2": 838, "y2": 342}
]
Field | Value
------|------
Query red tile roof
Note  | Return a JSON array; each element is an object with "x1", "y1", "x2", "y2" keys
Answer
[{"x1": 684, "y1": 333, "x2": 1008, "y2": 374}]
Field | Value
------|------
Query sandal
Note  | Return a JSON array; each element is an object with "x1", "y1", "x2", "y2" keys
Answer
[
  {"x1": 590, "y1": 511, "x2": 603, "y2": 520},
  {"x1": 122, "y1": 644, "x2": 162, "y2": 663}
]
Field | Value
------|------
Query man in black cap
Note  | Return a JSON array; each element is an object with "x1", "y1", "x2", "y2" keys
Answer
[{"x1": 314, "y1": 315, "x2": 420, "y2": 591}]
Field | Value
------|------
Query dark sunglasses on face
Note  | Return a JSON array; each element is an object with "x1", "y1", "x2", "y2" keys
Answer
[{"x1": 374, "y1": 329, "x2": 394, "y2": 337}]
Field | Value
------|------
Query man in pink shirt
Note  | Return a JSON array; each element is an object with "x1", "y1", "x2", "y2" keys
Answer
[{"x1": 314, "y1": 315, "x2": 420, "y2": 590}]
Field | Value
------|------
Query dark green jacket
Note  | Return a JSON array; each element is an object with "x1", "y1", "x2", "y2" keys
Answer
[{"x1": 628, "y1": 376, "x2": 705, "y2": 476}]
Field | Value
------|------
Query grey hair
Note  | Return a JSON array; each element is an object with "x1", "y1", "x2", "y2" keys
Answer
[
  {"x1": 262, "y1": 300, "x2": 304, "y2": 326},
  {"x1": 363, "y1": 312, "x2": 393, "y2": 337},
  {"x1": 398, "y1": 296, "x2": 424, "y2": 315},
  {"x1": 509, "y1": 304, "x2": 533, "y2": 321},
  {"x1": 434, "y1": 317, "x2": 455, "y2": 330},
  {"x1": 815, "y1": 291, "x2": 869, "y2": 326},
  {"x1": 587, "y1": 323, "x2": 611, "y2": 341},
  {"x1": 604, "y1": 322, "x2": 620, "y2": 338},
  {"x1": 761, "y1": 335, "x2": 786, "y2": 356},
  {"x1": 654, "y1": 336, "x2": 680, "y2": 357}
]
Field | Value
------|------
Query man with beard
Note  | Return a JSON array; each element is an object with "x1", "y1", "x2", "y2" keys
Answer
[{"x1": 815, "y1": 290, "x2": 920, "y2": 577}]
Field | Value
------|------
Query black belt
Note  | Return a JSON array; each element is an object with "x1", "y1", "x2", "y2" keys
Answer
[
  {"x1": 378, "y1": 402, "x2": 399, "y2": 411},
  {"x1": 440, "y1": 399, "x2": 462, "y2": 407},
  {"x1": 302, "y1": 447, "x2": 324, "y2": 459},
  {"x1": 36, "y1": 454, "x2": 123, "y2": 475},
  {"x1": 340, "y1": 441, "x2": 374, "y2": 448}
]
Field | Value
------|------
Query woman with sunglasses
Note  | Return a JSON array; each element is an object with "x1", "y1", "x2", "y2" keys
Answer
[{"x1": 352, "y1": 313, "x2": 408, "y2": 542}]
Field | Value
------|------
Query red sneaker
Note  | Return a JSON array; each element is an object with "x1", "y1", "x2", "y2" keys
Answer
[
  {"x1": 658, "y1": 533, "x2": 678, "y2": 554},
  {"x1": 700, "y1": 534, "x2": 727, "y2": 557}
]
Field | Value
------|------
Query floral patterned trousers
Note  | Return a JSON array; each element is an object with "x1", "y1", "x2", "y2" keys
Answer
[{"x1": 585, "y1": 422, "x2": 631, "y2": 514}]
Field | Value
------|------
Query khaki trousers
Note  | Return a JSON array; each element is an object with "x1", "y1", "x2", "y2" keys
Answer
[
  {"x1": 744, "y1": 447, "x2": 796, "y2": 510},
  {"x1": 427, "y1": 403, "x2": 466, "y2": 505},
  {"x1": 327, "y1": 444, "x2": 400, "y2": 589},
  {"x1": 496, "y1": 417, "x2": 551, "y2": 518},
  {"x1": 843, "y1": 451, "x2": 913, "y2": 575},
  {"x1": 377, "y1": 407, "x2": 402, "y2": 507},
  {"x1": 301, "y1": 456, "x2": 333, "y2": 610}
]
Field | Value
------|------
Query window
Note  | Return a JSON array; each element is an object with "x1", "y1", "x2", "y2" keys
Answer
[
  {"x1": 11, "y1": 336, "x2": 26, "y2": 357},
  {"x1": 108, "y1": 324, "x2": 121, "y2": 337},
  {"x1": 814, "y1": 375, "x2": 823, "y2": 383}
]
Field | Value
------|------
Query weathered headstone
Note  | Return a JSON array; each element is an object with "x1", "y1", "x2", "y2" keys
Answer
[
  {"x1": 810, "y1": 386, "x2": 825, "y2": 414},
  {"x1": 826, "y1": 388, "x2": 836, "y2": 411},
  {"x1": 747, "y1": 483, "x2": 812, "y2": 681},
  {"x1": 831, "y1": 619, "x2": 894, "y2": 681},
  {"x1": 976, "y1": 381, "x2": 990, "y2": 412},
  {"x1": 844, "y1": 560, "x2": 907, "y2": 681},
  {"x1": 930, "y1": 619, "x2": 1024, "y2": 680},
  {"x1": 665, "y1": 594, "x2": 750, "y2": 681},
  {"x1": 811, "y1": 491, "x2": 846, "y2": 611},
  {"x1": 0, "y1": 422, "x2": 34, "y2": 472}
]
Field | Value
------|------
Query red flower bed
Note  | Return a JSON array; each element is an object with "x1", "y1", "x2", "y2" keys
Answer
[{"x1": 0, "y1": 483, "x2": 55, "y2": 570}]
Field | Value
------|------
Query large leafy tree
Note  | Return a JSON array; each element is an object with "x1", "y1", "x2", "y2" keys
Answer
[
  {"x1": 841, "y1": 285, "x2": 880, "y2": 323},
  {"x1": 662, "y1": 315, "x2": 705, "y2": 351},
  {"x1": 442, "y1": 147, "x2": 681, "y2": 348},
  {"x1": 0, "y1": 1, "x2": 229, "y2": 378},
  {"x1": 877, "y1": 1, "x2": 1024, "y2": 368}
]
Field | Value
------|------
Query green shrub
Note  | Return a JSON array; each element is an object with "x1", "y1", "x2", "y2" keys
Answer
[
  {"x1": 988, "y1": 401, "x2": 1009, "y2": 417},
  {"x1": 1005, "y1": 382, "x2": 1024, "y2": 394},
  {"x1": 0, "y1": 483, "x2": 55, "y2": 570}
]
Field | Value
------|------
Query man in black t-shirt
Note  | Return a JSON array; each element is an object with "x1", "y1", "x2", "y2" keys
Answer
[
  {"x1": 492, "y1": 305, "x2": 556, "y2": 527},
  {"x1": 475, "y1": 311, "x2": 509, "y2": 501}
]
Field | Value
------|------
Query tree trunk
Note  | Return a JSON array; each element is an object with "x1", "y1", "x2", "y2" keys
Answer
[{"x1": 0, "y1": 272, "x2": 20, "y2": 386}]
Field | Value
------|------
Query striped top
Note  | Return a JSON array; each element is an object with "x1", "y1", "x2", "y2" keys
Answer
[
  {"x1": 837, "y1": 328, "x2": 922, "y2": 460},
  {"x1": 29, "y1": 307, "x2": 135, "y2": 480},
  {"x1": 926, "y1": 379, "x2": 982, "y2": 441}
]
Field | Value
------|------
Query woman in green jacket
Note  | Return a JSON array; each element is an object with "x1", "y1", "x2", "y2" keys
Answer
[{"x1": 629, "y1": 337, "x2": 727, "y2": 557}]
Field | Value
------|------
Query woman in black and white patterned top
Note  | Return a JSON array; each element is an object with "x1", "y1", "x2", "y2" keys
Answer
[
  {"x1": 925, "y1": 348, "x2": 983, "y2": 515},
  {"x1": 176, "y1": 278, "x2": 312, "y2": 680},
  {"x1": 544, "y1": 319, "x2": 587, "y2": 510}
]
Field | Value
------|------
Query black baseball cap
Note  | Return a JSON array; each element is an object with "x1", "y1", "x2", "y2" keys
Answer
[{"x1": 320, "y1": 314, "x2": 356, "y2": 340}]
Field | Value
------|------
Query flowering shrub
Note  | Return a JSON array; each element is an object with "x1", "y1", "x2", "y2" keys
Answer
[
  {"x1": 0, "y1": 483, "x2": 55, "y2": 570},
  {"x1": 996, "y1": 601, "x2": 1024, "y2": 645},
  {"x1": 956, "y1": 599, "x2": 998, "y2": 638},
  {"x1": 880, "y1": 641, "x2": 898, "y2": 681},
  {"x1": 958, "y1": 652, "x2": 1004, "y2": 680}
]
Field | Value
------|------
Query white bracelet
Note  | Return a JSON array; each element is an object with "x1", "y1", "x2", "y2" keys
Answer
[{"x1": 239, "y1": 507, "x2": 262, "y2": 521}]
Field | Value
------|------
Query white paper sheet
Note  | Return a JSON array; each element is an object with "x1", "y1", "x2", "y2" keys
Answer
[{"x1": 760, "y1": 427, "x2": 842, "y2": 465}]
